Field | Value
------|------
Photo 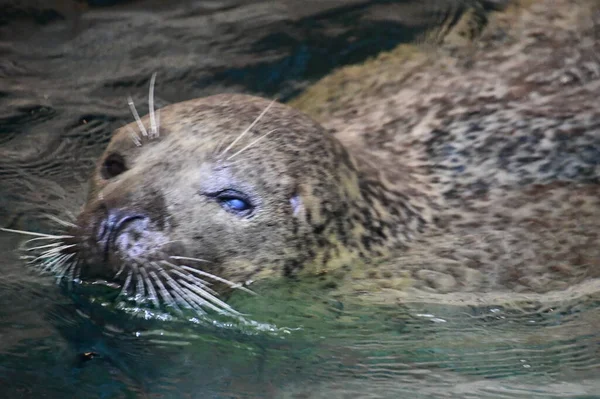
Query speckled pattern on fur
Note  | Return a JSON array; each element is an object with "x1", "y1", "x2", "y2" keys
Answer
[
  {"x1": 66, "y1": 92, "x2": 432, "y2": 306},
  {"x1": 57, "y1": 0, "x2": 600, "y2": 308},
  {"x1": 292, "y1": 0, "x2": 600, "y2": 299}
]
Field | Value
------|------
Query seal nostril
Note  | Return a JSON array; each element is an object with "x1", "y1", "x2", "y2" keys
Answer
[{"x1": 112, "y1": 214, "x2": 145, "y2": 237}]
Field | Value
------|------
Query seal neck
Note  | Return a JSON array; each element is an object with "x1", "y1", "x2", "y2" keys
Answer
[{"x1": 296, "y1": 152, "x2": 433, "y2": 277}]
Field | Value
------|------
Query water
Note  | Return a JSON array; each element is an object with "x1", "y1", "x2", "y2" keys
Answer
[{"x1": 1, "y1": 1, "x2": 599, "y2": 398}]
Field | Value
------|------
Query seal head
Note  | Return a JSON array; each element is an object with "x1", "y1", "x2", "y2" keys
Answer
[{"x1": 63, "y1": 94, "x2": 423, "y2": 310}]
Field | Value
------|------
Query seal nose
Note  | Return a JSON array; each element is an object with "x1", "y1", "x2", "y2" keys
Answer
[{"x1": 95, "y1": 207, "x2": 147, "y2": 260}]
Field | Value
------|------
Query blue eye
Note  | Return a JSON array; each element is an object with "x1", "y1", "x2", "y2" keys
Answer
[
  {"x1": 223, "y1": 198, "x2": 250, "y2": 211},
  {"x1": 214, "y1": 190, "x2": 254, "y2": 215}
]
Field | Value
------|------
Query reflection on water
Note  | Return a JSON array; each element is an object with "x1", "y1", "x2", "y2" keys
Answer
[{"x1": 1, "y1": 1, "x2": 599, "y2": 398}]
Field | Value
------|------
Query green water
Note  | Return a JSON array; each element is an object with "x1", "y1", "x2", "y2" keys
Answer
[{"x1": 1, "y1": 230, "x2": 599, "y2": 397}]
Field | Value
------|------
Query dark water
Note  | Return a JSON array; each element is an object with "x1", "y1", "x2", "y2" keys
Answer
[{"x1": 1, "y1": 1, "x2": 599, "y2": 398}]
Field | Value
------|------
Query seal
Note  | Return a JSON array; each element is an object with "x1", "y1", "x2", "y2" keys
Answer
[
  {"x1": 5, "y1": 0, "x2": 600, "y2": 314},
  {"x1": 49, "y1": 88, "x2": 434, "y2": 316}
]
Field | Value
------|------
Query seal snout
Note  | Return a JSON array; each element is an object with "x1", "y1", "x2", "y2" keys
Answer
[
  {"x1": 95, "y1": 207, "x2": 148, "y2": 262},
  {"x1": 75, "y1": 199, "x2": 171, "y2": 279}
]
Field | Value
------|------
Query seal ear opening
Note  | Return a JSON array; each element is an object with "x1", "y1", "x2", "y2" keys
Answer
[{"x1": 290, "y1": 192, "x2": 303, "y2": 216}]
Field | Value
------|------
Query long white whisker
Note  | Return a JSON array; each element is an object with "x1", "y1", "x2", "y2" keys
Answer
[
  {"x1": 135, "y1": 268, "x2": 146, "y2": 303},
  {"x1": 149, "y1": 268, "x2": 180, "y2": 313},
  {"x1": 51, "y1": 253, "x2": 74, "y2": 273},
  {"x1": 34, "y1": 247, "x2": 61, "y2": 260},
  {"x1": 169, "y1": 256, "x2": 211, "y2": 263},
  {"x1": 55, "y1": 260, "x2": 75, "y2": 282},
  {"x1": 64, "y1": 211, "x2": 77, "y2": 222},
  {"x1": 67, "y1": 259, "x2": 79, "y2": 290},
  {"x1": 175, "y1": 276, "x2": 243, "y2": 316},
  {"x1": 182, "y1": 284, "x2": 246, "y2": 318},
  {"x1": 27, "y1": 252, "x2": 58, "y2": 264},
  {"x1": 37, "y1": 254, "x2": 60, "y2": 272},
  {"x1": 180, "y1": 288, "x2": 222, "y2": 314},
  {"x1": 74, "y1": 261, "x2": 81, "y2": 282},
  {"x1": 27, "y1": 245, "x2": 75, "y2": 264},
  {"x1": 127, "y1": 96, "x2": 148, "y2": 137},
  {"x1": 161, "y1": 260, "x2": 215, "y2": 290},
  {"x1": 67, "y1": 259, "x2": 77, "y2": 282},
  {"x1": 213, "y1": 136, "x2": 230, "y2": 157},
  {"x1": 161, "y1": 261, "x2": 216, "y2": 295},
  {"x1": 178, "y1": 265, "x2": 255, "y2": 295},
  {"x1": 52, "y1": 256, "x2": 72, "y2": 273},
  {"x1": 175, "y1": 290, "x2": 206, "y2": 314},
  {"x1": 172, "y1": 280, "x2": 226, "y2": 313},
  {"x1": 226, "y1": 128, "x2": 281, "y2": 161},
  {"x1": 148, "y1": 73, "x2": 158, "y2": 138},
  {"x1": 127, "y1": 126, "x2": 142, "y2": 147},
  {"x1": 155, "y1": 109, "x2": 160, "y2": 138},
  {"x1": 25, "y1": 242, "x2": 61, "y2": 251},
  {"x1": 169, "y1": 256, "x2": 256, "y2": 295},
  {"x1": 167, "y1": 266, "x2": 211, "y2": 287},
  {"x1": 36, "y1": 244, "x2": 74, "y2": 258},
  {"x1": 1, "y1": 228, "x2": 72, "y2": 239},
  {"x1": 68, "y1": 259, "x2": 80, "y2": 288},
  {"x1": 39, "y1": 253, "x2": 69, "y2": 273},
  {"x1": 47, "y1": 254, "x2": 69, "y2": 271},
  {"x1": 219, "y1": 99, "x2": 276, "y2": 157},
  {"x1": 140, "y1": 266, "x2": 160, "y2": 308},
  {"x1": 55, "y1": 266, "x2": 70, "y2": 283},
  {"x1": 23, "y1": 236, "x2": 72, "y2": 245},
  {"x1": 168, "y1": 268, "x2": 219, "y2": 297},
  {"x1": 43, "y1": 214, "x2": 77, "y2": 228},
  {"x1": 43, "y1": 244, "x2": 75, "y2": 255},
  {"x1": 159, "y1": 270, "x2": 205, "y2": 313},
  {"x1": 120, "y1": 270, "x2": 133, "y2": 298}
]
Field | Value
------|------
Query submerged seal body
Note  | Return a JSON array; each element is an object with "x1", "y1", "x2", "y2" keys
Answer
[{"x1": 28, "y1": 0, "x2": 600, "y2": 312}]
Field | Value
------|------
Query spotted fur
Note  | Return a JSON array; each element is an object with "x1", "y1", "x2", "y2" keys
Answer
[
  {"x1": 57, "y1": 0, "x2": 599, "y2": 307},
  {"x1": 301, "y1": 0, "x2": 600, "y2": 298}
]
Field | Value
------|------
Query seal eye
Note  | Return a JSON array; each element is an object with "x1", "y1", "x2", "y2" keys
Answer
[
  {"x1": 223, "y1": 198, "x2": 249, "y2": 211},
  {"x1": 215, "y1": 190, "x2": 254, "y2": 216},
  {"x1": 101, "y1": 153, "x2": 127, "y2": 179}
]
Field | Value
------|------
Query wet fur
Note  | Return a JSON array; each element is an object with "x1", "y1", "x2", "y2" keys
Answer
[
  {"x1": 78, "y1": 95, "x2": 424, "y2": 288},
  {"x1": 293, "y1": 0, "x2": 600, "y2": 301},
  {"x1": 9, "y1": 0, "x2": 600, "y2": 311}
]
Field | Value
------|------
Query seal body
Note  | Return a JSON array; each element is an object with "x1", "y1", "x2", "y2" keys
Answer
[
  {"x1": 56, "y1": 0, "x2": 600, "y2": 309},
  {"x1": 290, "y1": 0, "x2": 600, "y2": 300}
]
